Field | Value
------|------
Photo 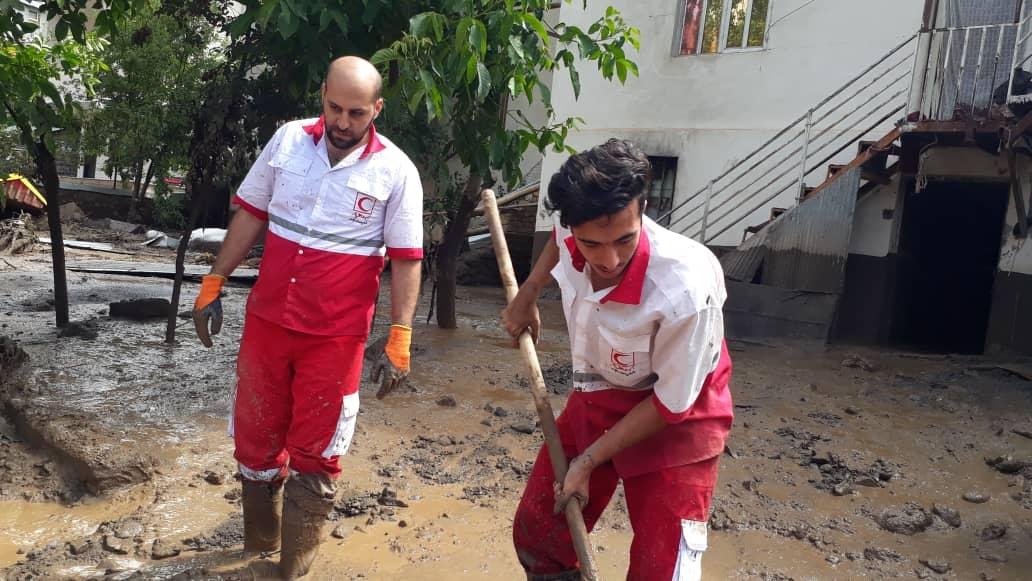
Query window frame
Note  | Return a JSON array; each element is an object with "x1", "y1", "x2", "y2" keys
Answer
[
  {"x1": 674, "y1": 0, "x2": 773, "y2": 57},
  {"x1": 645, "y1": 156, "x2": 678, "y2": 227}
]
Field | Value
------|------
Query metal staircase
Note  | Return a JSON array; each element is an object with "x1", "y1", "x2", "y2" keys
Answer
[
  {"x1": 657, "y1": 34, "x2": 919, "y2": 245},
  {"x1": 656, "y1": 11, "x2": 1032, "y2": 248}
]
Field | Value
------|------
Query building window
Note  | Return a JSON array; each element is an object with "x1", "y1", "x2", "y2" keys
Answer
[
  {"x1": 646, "y1": 157, "x2": 677, "y2": 226},
  {"x1": 17, "y1": 2, "x2": 48, "y2": 39},
  {"x1": 679, "y1": 0, "x2": 770, "y2": 55}
]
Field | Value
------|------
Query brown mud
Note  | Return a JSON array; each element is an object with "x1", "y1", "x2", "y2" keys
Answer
[{"x1": 0, "y1": 240, "x2": 1029, "y2": 579}]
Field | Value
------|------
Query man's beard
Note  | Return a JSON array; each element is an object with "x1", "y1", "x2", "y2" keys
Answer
[{"x1": 326, "y1": 121, "x2": 372, "y2": 151}]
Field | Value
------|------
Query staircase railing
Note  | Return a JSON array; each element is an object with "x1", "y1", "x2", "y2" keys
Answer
[
  {"x1": 657, "y1": 34, "x2": 919, "y2": 244},
  {"x1": 914, "y1": 20, "x2": 1025, "y2": 120}
]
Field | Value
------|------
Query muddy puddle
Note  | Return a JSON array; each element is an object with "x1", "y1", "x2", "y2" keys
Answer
[{"x1": 1, "y1": 253, "x2": 1031, "y2": 579}]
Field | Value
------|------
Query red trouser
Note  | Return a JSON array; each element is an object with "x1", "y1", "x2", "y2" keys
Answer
[
  {"x1": 232, "y1": 313, "x2": 365, "y2": 480},
  {"x1": 513, "y1": 415, "x2": 720, "y2": 579}
]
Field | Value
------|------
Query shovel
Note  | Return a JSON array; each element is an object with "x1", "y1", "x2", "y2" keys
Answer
[{"x1": 480, "y1": 189, "x2": 601, "y2": 581}]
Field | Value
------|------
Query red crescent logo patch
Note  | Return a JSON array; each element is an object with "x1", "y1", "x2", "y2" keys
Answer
[
  {"x1": 351, "y1": 194, "x2": 377, "y2": 224},
  {"x1": 610, "y1": 350, "x2": 636, "y2": 375}
]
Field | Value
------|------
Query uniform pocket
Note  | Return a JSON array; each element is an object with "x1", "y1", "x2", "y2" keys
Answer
[
  {"x1": 268, "y1": 153, "x2": 312, "y2": 196},
  {"x1": 673, "y1": 519, "x2": 707, "y2": 580},
  {"x1": 322, "y1": 393, "x2": 361, "y2": 458},
  {"x1": 596, "y1": 326, "x2": 653, "y2": 387}
]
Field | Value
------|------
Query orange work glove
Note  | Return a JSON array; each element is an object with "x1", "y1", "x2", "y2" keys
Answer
[
  {"x1": 370, "y1": 324, "x2": 411, "y2": 399},
  {"x1": 192, "y1": 274, "x2": 226, "y2": 347}
]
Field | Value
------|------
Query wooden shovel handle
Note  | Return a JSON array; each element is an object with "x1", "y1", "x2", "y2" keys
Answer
[{"x1": 480, "y1": 189, "x2": 600, "y2": 581}]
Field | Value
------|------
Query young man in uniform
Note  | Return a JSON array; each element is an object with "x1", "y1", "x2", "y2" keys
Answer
[
  {"x1": 501, "y1": 139, "x2": 733, "y2": 580},
  {"x1": 191, "y1": 56, "x2": 423, "y2": 578}
]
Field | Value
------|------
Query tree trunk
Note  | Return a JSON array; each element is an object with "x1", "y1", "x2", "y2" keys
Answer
[
  {"x1": 165, "y1": 178, "x2": 207, "y2": 344},
  {"x1": 137, "y1": 161, "x2": 155, "y2": 222},
  {"x1": 36, "y1": 140, "x2": 69, "y2": 328},
  {"x1": 435, "y1": 175, "x2": 482, "y2": 329},
  {"x1": 128, "y1": 160, "x2": 145, "y2": 221}
]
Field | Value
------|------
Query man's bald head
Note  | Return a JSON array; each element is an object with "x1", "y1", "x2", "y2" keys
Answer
[
  {"x1": 320, "y1": 56, "x2": 385, "y2": 157},
  {"x1": 325, "y1": 56, "x2": 383, "y2": 101}
]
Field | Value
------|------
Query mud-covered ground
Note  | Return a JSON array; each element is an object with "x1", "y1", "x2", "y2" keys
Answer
[{"x1": 0, "y1": 226, "x2": 1031, "y2": 580}]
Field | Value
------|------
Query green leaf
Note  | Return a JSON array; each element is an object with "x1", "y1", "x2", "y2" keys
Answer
[
  {"x1": 410, "y1": 12, "x2": 445, "y2": 40},
  {"x1": 229, "y1": 12, "x2": 255, "y2": 37},
  {"x1": 616, "y1": 59, "x2": 627, "y2": 84},
  {"x1": 522, "y1": 13, "x2": 549, "y2": 45},
  {"x1": 569, "y1": 68, "x2": 580, "y2": 99},
  {"x1": 475, "y1": 62, "x2": 491, "y2": 102},
  {"x1": 469, "y1": 19, "x2": 487, "y2": 57},
  {"x1": 278, "y1": 7, "x2": 299, "y2": 39},
  {"x1": 537, "y1": 80, "x2": 551, "y2": 106},
  {"x1": 508, "y1": 35, "x2": 525, "y2": 60},
  {"x1": 455, "y1": 17, "x2": 473, "y2": 54},
  {"x1": 257, "y1": 0, "x2": 280, "y2": 28},
  {"x1": 331, "y1": 11, "x2": 349, "y2": 32},
  {"x1": 318, "y1": 10, "x2": 333, "y2": 32},
  {"x1": 370, "y1": 47, "x2": 397, "y2": 66},
  {"x1": 55, "y1": 18, "x2": 69, "y2": 41},
  {"x1": 408, "y1": 86, "x2": 426, "y2": 114},
  {"x1": 576, "y1": 33, "x2": 598, "y2": 58},
  {"x1": 40, "y1": 81, "x2": 63, "y2": 109},
  {"x1": 465, "y1": 56, "x2": 477, "y2": 84}
]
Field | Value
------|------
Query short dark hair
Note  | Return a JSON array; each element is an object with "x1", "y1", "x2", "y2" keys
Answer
[{"x1": 545, "y1": 139, "x2": 652, "y2": 228}]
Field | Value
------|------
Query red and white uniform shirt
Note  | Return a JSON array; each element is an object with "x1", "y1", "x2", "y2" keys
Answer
[
  {"x1": 552, "y1": 215, "x2": 733, "y2": 476},
  {"x1": 234, "y1": 117, "x2": 423, "y2": 336}
]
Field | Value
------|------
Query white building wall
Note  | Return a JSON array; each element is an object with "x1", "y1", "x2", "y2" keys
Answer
[
  {"x1": 535, "y1": 0, "x2": 926, "y2": 246},
  {"x1": 848, "y1": 179, "x2": 900, "y2": 258}
]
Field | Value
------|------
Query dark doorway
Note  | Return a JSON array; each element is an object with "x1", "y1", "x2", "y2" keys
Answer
[{"x1": 892, "y1": 180, "x2": 1009, "y2": 353}]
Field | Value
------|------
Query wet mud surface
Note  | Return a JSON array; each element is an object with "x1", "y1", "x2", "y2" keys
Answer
[{"x1": 0, "y1": 246, "x2": 1030, "y2": 579}]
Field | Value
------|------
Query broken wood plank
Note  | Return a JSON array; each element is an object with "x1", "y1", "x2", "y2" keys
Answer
[
  {"x1": 68, "y1": 260, "x2": 258, "y2": 283},
  {"x1": 38, "y1": 237, "x2": 132, "y2": 254}
]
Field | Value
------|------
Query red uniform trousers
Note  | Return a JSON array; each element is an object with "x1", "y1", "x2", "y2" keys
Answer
[
  {"x1": 513, "y1": 344, "x2": 733, "y2": 580},
  {"x1": 232, "y1": 312, "x2": 365, "y2": 481}
]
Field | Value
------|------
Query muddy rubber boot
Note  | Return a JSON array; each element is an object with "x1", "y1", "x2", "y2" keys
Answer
[
  {"x1": 279, "y1": 472, "x2": 335, "y2": 579},
  {"x1": 241, "y1": 480, "x2": 284, "y2": 556}
]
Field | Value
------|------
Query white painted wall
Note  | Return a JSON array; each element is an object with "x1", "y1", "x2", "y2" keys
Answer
[
  {"x1": 848, "y1": 179, "x2": 900, "y2": 258},
  {"x1": 533, "y1": 0, "x2": 926, "y2": 246},
  {"x1": 998, "y1": 157, "x2": 1032, "y2": 276}
]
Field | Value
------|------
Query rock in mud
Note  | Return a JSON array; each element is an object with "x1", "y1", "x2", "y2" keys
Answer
[
  {"x1": 377, "y1": 487, "x2": 409, "y2": 508},
  {"x1": 841, "y1": 354, "x2": 874, "y2": 372},
  {"x1": 203, "y1": 470, "x2": 226, "y2": 485},
  {"x1": 337, "y1": 494, "x2": 377, "y2": 517},
  {"x1": 493, "y1": 406, "x2": 509, "y2": 418},
  {"x1": 864, "y1": 547, "x2": 903, "y2": 562},
  {"x1": 151, "y1": 539, "x2": 181, "y2": 560},
  {"x1": 920, "y1": 559, "x2": 952, "y2": 574},
  {"x1": 435, "y1": 395, "x2": 457, "y2": 407},
  {"x1": 331, "y1": 524, "x2": 349, "y2": 539},
  {"x1": 511, "y1": 423, "x2": 535, "y2": 435},
  {"x1": 963, "y1": 491, "x2": 991, "y2": 504},
  {"x1": 114, "y1": 519, "x2": 144, "y2": 539},
  {"x1": 0, "y1": 335, "x2": 28, "y2": 373},
  {"x1": 986, "y1": 455, "x2": 1028, "y2": 474},
  {"x1": 876, "y1": 503, "x2": 932, "y2": 535},
  {"x1": 832, "y1": 484, "x2": 854, "y2": 496},
  {"x1": 98, "y1": 556, "x2": 140, "y2": 574},
  {"x1": 980, "y1": 522, "x2": 1007, "y2": 541},
  {"x1": 932, "y1": 504, "x2": 962, "y2": 528},
  {"x1": 58, "y1": 321, "x2": 98, "y2": 340},
  {"x1": 978, "y1": 551, "x2": 1008, "y2": 563},
  {"x1": 109, "y1": 298, "x2": 171, "y2": 320},
  {"x1": 67, "y1": 539, "x2": 91, "y2": 556},
  {"x1": 103, "y1": 534, "x2": 131, "y2": 555}
]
